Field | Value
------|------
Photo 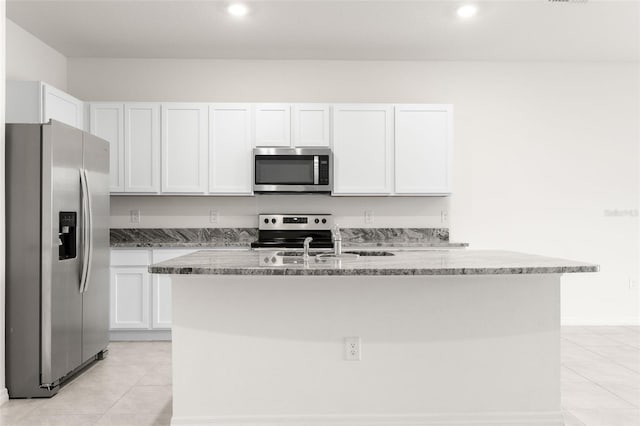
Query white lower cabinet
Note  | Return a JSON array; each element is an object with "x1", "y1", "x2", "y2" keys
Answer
[
  {"x1": 110, "y1": 248, "x2": 196, "y2": 339},
  {"x1": 110, "y1": 266, "x2": 150, "y2": 329}
]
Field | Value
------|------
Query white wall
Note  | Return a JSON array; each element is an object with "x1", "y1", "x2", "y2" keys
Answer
[
  {"x1": 6, "y1": 19, "x2": 67, "y2": 90},
  {"x1": 0, "y1": 1, "x2": 9, "y2": 406},
  {"x1": 69, "y1": 59, "x2": 639, "y2": 325}
]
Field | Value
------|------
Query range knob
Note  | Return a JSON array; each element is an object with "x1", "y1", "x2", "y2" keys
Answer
[
  {"x1": 271, "y1": 218, "x2": 276, "y2": 224},
  {"x1": 314, "y1": 218, "x2": 320, "y2": 224},
  {"x1": 263, "y1": 218, "x2": 269, "y2": 224},
  {"x1": 321, "y1": 218, "x2": 327, "y2": 224}
]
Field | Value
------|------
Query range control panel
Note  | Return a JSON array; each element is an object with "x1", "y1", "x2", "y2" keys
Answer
[{"x1": 258, "y1": 214, "x2": 333, "y2": 230}]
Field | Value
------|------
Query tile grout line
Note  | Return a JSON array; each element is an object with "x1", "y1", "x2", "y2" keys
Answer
[
  {"x1": 561, "y1": 363, "x2": 639, "y2": 409},
  {"x1": 562, "y1": 337, "x2": 640, "y2": 377},
  {"x1": 92, "y1": 358, "x2": 169, "y2": 425}
]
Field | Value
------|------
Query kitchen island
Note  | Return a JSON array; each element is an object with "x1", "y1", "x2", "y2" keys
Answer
[{"x1": 150, "y1": 249, "x2": 597, "y2": 426}]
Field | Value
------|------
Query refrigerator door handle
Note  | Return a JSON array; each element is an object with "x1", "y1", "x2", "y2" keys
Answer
[
  {"x1": 79, "y1": 169, "x2": 91, "y2": 293},
  {"x1": 83, "y1": 169, "x2": 94, "y2": 293}
]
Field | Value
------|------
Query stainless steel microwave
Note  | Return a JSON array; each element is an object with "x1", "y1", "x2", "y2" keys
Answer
[{"x1": 253, "y1": 148, "x2": 332, "y2": 193}]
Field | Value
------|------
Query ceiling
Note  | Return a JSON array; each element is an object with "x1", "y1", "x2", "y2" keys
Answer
[{"x1": 6, "y1": 0, "x2": 640, "y2": 61}]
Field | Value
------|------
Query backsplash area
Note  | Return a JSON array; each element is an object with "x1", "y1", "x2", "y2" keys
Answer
[
  {"x1": 110, "y1": 195, "x2": 451, "y2": 228},
  {"x1": 110, "y1": 227, "x2": 463, "y2": 248}
]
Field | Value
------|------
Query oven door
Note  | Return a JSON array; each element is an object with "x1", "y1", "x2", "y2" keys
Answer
[{"x1": 253, "y1": 148, "x2": 331, "y2": 193}]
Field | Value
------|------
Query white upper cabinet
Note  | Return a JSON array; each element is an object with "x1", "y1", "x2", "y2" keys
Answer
[
  {"x1": 254, "y1": 104, "x2": 291, "y2": 147},
  {"x1": 86, "y1": 100, "x2": 452, "y2": 197},
  {"x1": 125, "y1": 104, "x2": 160, "y2": 193},
  {"x1": 395, "y1": 105, "x2": 452, "y2": 195},
  {"x1": 43, "y1": 84, "x2": 84, "y2": 129},
  {"x1": 209, "y1": 104, "x2": 253, "y2": 195},
  {"x1": 293, "y1": 104, "x2": 331, "y2": 147},
  {"x1": 7, "y1": 81, "x2": 84, "y2": 130},
  {"x1": 161, "y1": 104, "x2": 208, "y2": 193},
  {"x1": 90, "y1": 103, "x2": 125, "y2": 192},
  {"x1": 332, "y1": 105, "x2": 394, "y2": 195}
]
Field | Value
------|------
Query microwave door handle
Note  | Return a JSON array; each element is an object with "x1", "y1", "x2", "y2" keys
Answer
[{"x1": 313, "y1": 156, "x2": 319, "y2": 185}]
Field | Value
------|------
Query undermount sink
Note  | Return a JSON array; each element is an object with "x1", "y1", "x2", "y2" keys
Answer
[
  {"x1": 343, "y1": 251, "x2": 395, "y2": 257},
  {"x1": 275, "y1": 251, "x2": 324, "y2": 257},
  {"x1": 275, "y1": 250, "x2": 395, "y2": 259},
  {"x1": 316, "y1": 252, "x2": 360, "y2": 259}
]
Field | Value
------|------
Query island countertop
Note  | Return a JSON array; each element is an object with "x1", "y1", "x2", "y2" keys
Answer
[{"x1": 148, "y1": 249, "x2": 598, "y2": 276}]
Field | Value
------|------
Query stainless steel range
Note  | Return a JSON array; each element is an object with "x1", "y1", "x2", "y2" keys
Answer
[{"x1": 251, "y1": 214, "x2": 334, "y2": 249}]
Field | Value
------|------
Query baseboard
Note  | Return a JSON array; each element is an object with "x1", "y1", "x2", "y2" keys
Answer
[
  {"x1": 171, "y1": 411, "x2": 565, "y2": 426},
  {"x1": 0, "y1": 388, "x2": 9, "y2": 406},
  {"x1": 110, "y1": 330, "x2": 172, "y2": 341},
  {"x1": 561, "y1": 317, "x2": 640, "y2": 326}
]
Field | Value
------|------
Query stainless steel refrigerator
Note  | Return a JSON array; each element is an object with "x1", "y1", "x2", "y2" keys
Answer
[{"x1": 6, "y1": 120, "x2": 110, "y2": 398}]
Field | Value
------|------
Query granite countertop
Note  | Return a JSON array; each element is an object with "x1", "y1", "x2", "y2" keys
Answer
[
  {"x1": 109, "y1": 227, "x2": 468, "y2": 249},
  {"x1": 148, "y1": 249, "x2": 598, "y2": 276}
]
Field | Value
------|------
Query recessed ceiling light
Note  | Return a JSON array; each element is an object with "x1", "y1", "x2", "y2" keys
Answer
[
  {"x1": 456, "y1": 4, "x2": 478, "y2": 19},
  {"x1": 227, "y1": 3, "x2": 249, "y2": 18}
]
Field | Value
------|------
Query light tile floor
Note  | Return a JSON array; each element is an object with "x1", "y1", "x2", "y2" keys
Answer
[{"x1": 0, "y1": 327, "x2": 638, "y2": 425}]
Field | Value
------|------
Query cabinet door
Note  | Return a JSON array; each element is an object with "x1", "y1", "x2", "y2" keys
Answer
[
  {"x1": 161, "y1": 104, "x2": 208, "y2": 193},
  {"x1": 395, "y1": 105, "x2": 452, "y2": 195},
  {"x1": 293, "y1": 104, "x2": 330, "y2": 147},
  {"x1": 90, "y1": 103, "x2": 125, "y2": 192},
  {"x1": 43, "y1": 83, "x2": 84, "y2": 129},
  {"x1": 254, "y1": 104, "x2": 291, "y2": 147},
  {"x1": 209, "y1": 104, "x2": 253, "y2": 194},
  {"x1": 332, "y1": 105, "x2": 393, "y2": 195},
  {"x1": 125, "y1": 103, "x2": 160, "y2": 193},
  {"x1": 151, "y1": 275, "x2": 172, "y2": 329},
  {"x1": 110, "y1": 267, "x2": 150, "y2": 330},
  {"x1": 151, "y1": 250, "x2": 197, "y2": 329}
]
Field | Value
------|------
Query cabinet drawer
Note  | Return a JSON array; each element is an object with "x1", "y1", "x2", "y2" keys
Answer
[{"x1": 111, "y1": 249, "x2": 150, "y2": 266}]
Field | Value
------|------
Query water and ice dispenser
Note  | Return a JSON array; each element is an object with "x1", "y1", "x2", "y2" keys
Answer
[{"x1": 58, "y1": 212, "x2": 77, "y2": 260}]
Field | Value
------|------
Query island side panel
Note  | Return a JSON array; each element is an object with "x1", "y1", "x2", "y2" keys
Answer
[{"x1": 170, "y1": 274, "x2": 563, "y2": 426}]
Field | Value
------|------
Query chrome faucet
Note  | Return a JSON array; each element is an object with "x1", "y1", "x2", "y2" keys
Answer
[
  {"x1": 303, "y1": 237, "x2": 313, "y2": 259},
  {"x1": 331, "y1": 225, "x2": 342, "y2": 256}
]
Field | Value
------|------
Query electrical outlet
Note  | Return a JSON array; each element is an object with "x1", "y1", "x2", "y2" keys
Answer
[
  {"x1": 441, "y1": 210, "x2": 448, "y2": 224},
  {"x1": 629, "y1": 278, "x2": 638, "y2": 289},
  {"x1": 364, "y1": 210, "x2": 374, "y2": 224},
  {"x1": 209, "y1": 210, "x2": 219, "y2": 224},
  {"x1": 129, "y1": 210, "x2": 140, "y2": 224},
  {"x1": 344, "y1": 337, "x2": 361, "y2": 361}
]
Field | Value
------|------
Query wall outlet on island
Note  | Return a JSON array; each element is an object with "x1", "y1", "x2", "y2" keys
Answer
[
  {"x1": 209, "y1": 210, "x2": 219, "y2": 224},
  {"x1": 344, "y1": 337, "x2": 361, "y2": 361},
  {"x1": 441, "y1": 210, "x2": 448, "y2": 224},
  {"x1": 129, "y1": 209, "x2": 140, "y2": 224},
  {"x1": 364, "y1": 210, "x2": 374, "y2": 224}
]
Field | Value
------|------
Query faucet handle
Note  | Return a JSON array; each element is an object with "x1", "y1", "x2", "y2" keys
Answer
[{"x1": 331, "y1": 224, "x2": 341, "y2": 239}]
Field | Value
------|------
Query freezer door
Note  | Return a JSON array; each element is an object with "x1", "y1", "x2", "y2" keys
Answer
[
  {"x1": 41, "y1": 121, "x2": 84, "y2": 386},
  {"x1": 81, "y1": 132, "x2": 111, "y2": 362}
]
